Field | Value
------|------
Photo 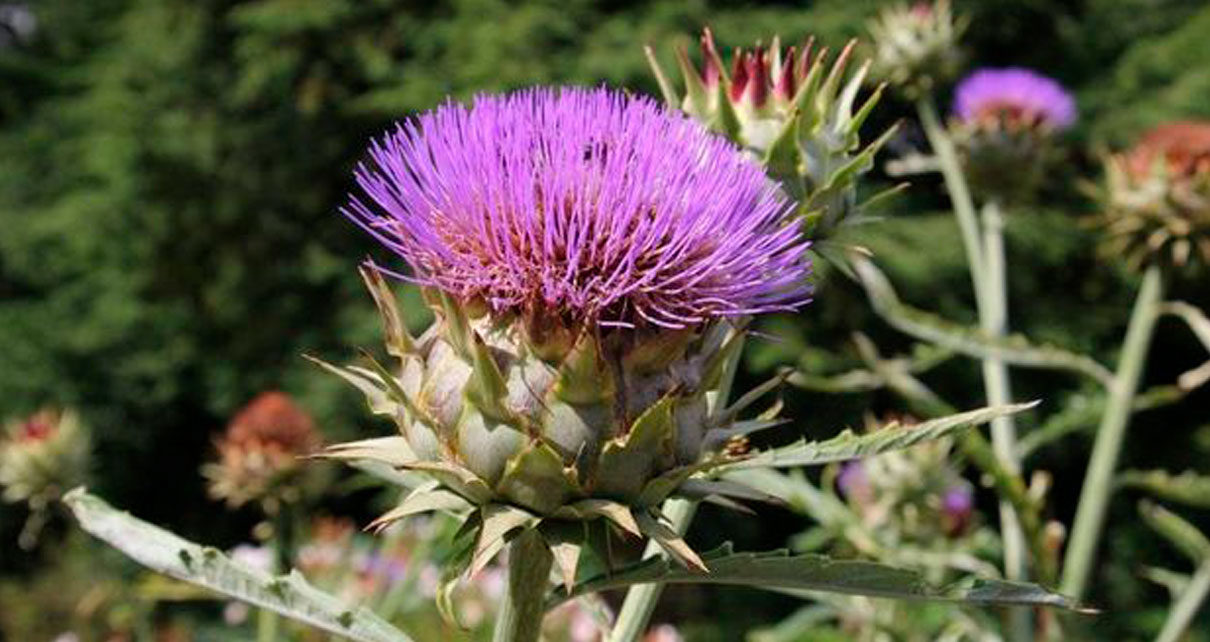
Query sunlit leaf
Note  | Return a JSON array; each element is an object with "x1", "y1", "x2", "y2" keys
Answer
[{"x1": 64, "y1": 489, "x2": 413, "y2": 642}]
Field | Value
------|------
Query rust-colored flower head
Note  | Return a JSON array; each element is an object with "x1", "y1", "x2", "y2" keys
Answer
[
  {"x1": 1100, "y1": 120, "x2": 1210, "y2": 271},
  {"x1": 204, "y1": 391, "x2": 321, "y2": 510}
]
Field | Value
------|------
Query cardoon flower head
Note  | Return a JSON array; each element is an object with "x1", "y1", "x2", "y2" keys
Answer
[
  {"x1": 868, "y1": 0, "x2": 966, "y2": 99},
  {"x1": 204, "y1": 391, "x2": 321, "y2": 511},
  {"x1": 1101, "y1": 120, "x2": 1210, "y2": 270},
  {"x1": 646, "y1": 30, "x2": 897, "y2": 243},
  {"x1": 346, "y1": 87, "x2": 810, "y2": 331},
  {"x1": 319, "y1": 87, "x2": 812, "y2": 579},
  {"x1": 1, "y1": 408, "x2": 90, "y2": 548},
  {"x1": 950, "y1": 67, "x2": 1076, "y2": 202},
  {"x1": 0, "y1": 409, "x2": 89, "y2": 509},
  {"x1": 953, "y1": 68, "x2": 1076, "y2": 132}
]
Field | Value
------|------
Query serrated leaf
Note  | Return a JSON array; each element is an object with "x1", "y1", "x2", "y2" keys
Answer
[
  {"x1": 1122, "y1": 470, "x2": 1210, "y2": 509},
  {"x1": 547, "y1": 543, "x2": 1089, "y2": 613},
  {"x1": 723, "y1": 402, "x2": 1035, "y2": 471},
  {"x1": 63, "y1": 489, "x2": 413, "y2": 642},
  {"x1": 851, "y1": 256, "x2": 1114, "y2": 386}
]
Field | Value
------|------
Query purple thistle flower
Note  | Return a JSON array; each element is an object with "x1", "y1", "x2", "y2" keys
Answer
[
  {"x1": 345, "y1": 87, "x2": 811, "y2": 330},
  {"x1": 953, "y1": 67, "x2": 1076, "y2": 131}
]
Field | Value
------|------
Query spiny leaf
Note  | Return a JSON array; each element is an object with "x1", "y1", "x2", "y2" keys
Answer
[
  {"x1": 722, "y1": 402, "x2": 1035, "y2": 471},
  {"x1": 64, "y1": 489, "x2": 413, "y2": 642},
  {"x1": 851, "y1": 256, "x2": 1113, "y2": 386},
  {"x1": 1122, "y1": 469, "x2": 1210, "y2": 509},
  {"x1": 546, "y1": 543, "x2": 1090, "y2": 613}
]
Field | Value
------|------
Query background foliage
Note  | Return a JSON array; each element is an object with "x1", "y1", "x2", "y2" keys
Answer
[{"x1": 2, "y1": 0, "x2": 1209, "y2": 639}]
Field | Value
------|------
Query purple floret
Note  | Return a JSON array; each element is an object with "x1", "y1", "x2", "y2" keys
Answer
[
  {"x1": 345, "y1": 87, "x2": 812, "y2": 330},
  {"x1": 953, "y1": 67, "x2": 1076, "y2": 131}
]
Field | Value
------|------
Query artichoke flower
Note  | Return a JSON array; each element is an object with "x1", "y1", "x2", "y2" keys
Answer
[
  {"x1": 1100, "y1": 121, "x2": 1210, "y2": 271},
  {"x1": 645, "y1": 28, "x2": 897, "y2": 244},
  {"x1": 315, "y1": 87, "x2": 812, "y2": 578},
  {"x1": 867, "y1": 0, "x2": 966, "y2": 100},
  {"x1": 949, "y1": 67, "x2": 1077, "y2": 203}
]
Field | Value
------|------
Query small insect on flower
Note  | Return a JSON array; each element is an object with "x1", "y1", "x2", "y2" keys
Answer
[
  {"x1": 204, "y1": 391, "x2": 322, "y2": 512},
  {"x1": 320, "y1": 87, "x2": 812, "y2": 577},
  {"x1": 1100, "y1": 120, "x2": 1210, "y2": 271},
  {"x1": 950, "y1": 67, "x2": 1077, "y2": 202}
]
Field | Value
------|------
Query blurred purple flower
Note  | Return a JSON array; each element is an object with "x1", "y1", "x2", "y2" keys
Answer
[
  {"x1": 837, "y1": 461, "x2": 873, "y2": 505},
  {"x1": 941, "y1": 483, "x2": 974, "y2": 536},
  {"x1": 345, "y1": 87, "x2": 811, "y2": 330},
  {"x1": 953, "y1": 67, "x2": 1076, "y2": 131}
]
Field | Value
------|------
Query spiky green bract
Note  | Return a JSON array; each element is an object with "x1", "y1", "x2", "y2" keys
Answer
[
  {"x1": 867, "y1": 0, "x2": 967, "y2": 100},
  {"x1": 315, "y1": 267, "x2": 777, "y2": 584},
  {"x1": 646, "y1": 29, "x2": 898, "y2": 246}
]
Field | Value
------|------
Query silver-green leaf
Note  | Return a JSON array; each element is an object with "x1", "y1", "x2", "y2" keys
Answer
[
  {"x1": 547, "y1": 543, "x2": 1089, "y2": 612},
  {"x1": 64, "y1": 488, "x2": 413, "y2": 642},
  {"x1": 722, "y1": 402, "x2": 1035, "y2": 471}
]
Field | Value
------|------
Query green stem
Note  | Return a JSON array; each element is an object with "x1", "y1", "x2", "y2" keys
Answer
[
  {"x1": 1062, "y1": 265, "x2": 1165, "y2": 599},
  {"x1": 1155, "y1": 558, "x2": 1210, "y2": 642},
  {"x1": 606, "y1": 498, "x2": 697, "y2": 642},
  {"x1": 492, "y1": 528, "x2": 553, "y2": 642},
  {"x1": 918, "y1": 101, "x2": 1030, "y2": 639},
  {"x1": 258, "y1": 502, "x2": 296, "y2": 642},
  {"x1": 980, "y1": 202, "x2": 1030, "y2": 641},
  {"x1": 608, "y1": 329, "x2": 746, "y2": 642},
  {"x1": 916, "y1": 98, "x2": 986, "y2": 293}
]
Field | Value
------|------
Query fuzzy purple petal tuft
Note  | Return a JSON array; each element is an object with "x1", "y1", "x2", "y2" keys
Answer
[
  {"x1": 344, "y1": 87, "x2": 812, "y2": 330},
  {"x1": 953, "y1": 67, "x2": 1076, "y2": 131}
]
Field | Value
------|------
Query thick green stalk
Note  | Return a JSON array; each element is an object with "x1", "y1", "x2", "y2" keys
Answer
[
  {"x1": 916, "y1": 98, "x2": 986, "y2": 291},
  {"x1": 492, "y1": 528, "x2": 554, "y2": 642},
  {"x1": 1062, "y1": 265, "x2": 1165, "y2": 599},
  {"x1": 1155, "y1": 558, "x2": 1210, "y2": 642},
  {"x1": 608, "y1": 330, "x2": 746, "y2": 642},
  {"x1": 980, "y1": 201, "x2": 1029, "y2": 593},
  {"x1": 918, "y1": 102, "x2": 1029, "y2": 639},
  {"x1": 258, "y1": 504, "x2": 296, "y2": 642}
]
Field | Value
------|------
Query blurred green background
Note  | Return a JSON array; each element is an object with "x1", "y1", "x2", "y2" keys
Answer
[{"x1": 2, "y1": 0, "x2": 1209, "y2": 639}]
